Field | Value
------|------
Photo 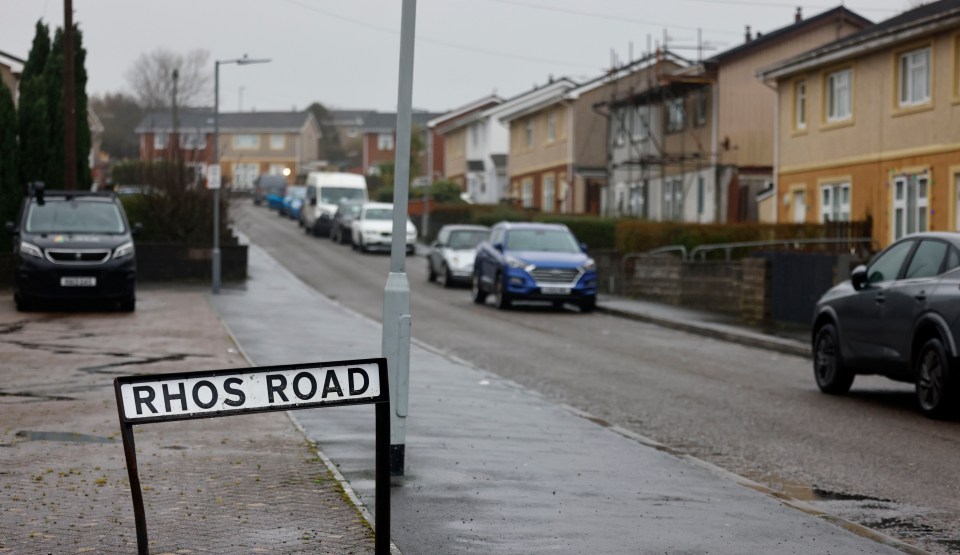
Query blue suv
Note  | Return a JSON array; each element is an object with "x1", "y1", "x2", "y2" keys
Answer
[{"x1": 472, "y1": 222, "x2": 598, "y2": 312}]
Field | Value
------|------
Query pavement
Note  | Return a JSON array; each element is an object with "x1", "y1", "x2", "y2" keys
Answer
[{"x1": 0, "y1": 241, "x2": 912, "y2": 555}]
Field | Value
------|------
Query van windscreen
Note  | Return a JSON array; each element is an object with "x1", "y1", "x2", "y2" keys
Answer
[{"x1": 320, "y1": 187, "x2": 365, "y2": 204}]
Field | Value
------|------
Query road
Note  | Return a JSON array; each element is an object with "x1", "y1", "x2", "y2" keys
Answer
[{"x1": 232, "y1": 201, "x2": 960, "y2": 554}]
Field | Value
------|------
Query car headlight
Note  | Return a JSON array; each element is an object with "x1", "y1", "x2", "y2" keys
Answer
[
  {"x1": 19, "y1": 241, "x2": 43, "y2": 259},
  {"x1": 113, "y1": 241, "x2": 135, "y2": 260},
  {"x1": 580, "y1": 258, "x2": 596, "y2": 271},
  {"x1": 505, "y1": 255, "x2": 535, "y2": 272}
]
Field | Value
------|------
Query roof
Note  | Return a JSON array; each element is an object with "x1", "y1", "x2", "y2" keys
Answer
[
  {"x1": 709, "y1": 6, "x2": 871, "y2": 64},
  {"x1": 135, "y1": 110, "x2": 317, "y2": 134},
  {"x1": 565, "y1": 51, "x2": 689, "y2": 101},
  {"x1": 361, "y1": 110, "x2": 445, "y2": 133},
  {"x1": 758, "y1": 0, "x2": 960, "y2": 80},
  {"x1": 427, "y1": 95, "x2": 504, "y2": 128},
  {"x1": 0, "y1": 49, "x2": 25, "y2": 66},
  {"x1": 329, "y1": 109, "x2": 376, "y2": 125}
]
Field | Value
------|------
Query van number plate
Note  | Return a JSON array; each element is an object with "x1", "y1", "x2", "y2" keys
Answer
[
  {"x1": 541, "y1": 287, "x2": 570, "y2": 295},
  {"x1": 61, "y1": 277, "x2": 97, "y2": 287}
]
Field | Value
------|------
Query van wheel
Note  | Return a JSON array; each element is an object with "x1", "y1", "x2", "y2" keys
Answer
[
  {"x1": 119, "y1": 294, "x2": 136, "y2": 313},
  {"x1": 14, "y1": 293, "x2": 32, "y2": 312}
]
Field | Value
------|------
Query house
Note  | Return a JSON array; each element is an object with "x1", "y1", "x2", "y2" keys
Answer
[
  {"x1": 0, "y1": 49, "x2": 24, "y2": 104},
  {"x1": 360, "y1": 110, "x2": 444, "y2": 181},
  {"x1": 602, "y1": 7, "x2": 869, "y2": 223},
  {"x1": 712, "y1": 6, "x2": 870, "y2": 222},
  {"x1": 426, "y1": 94, "x2": 503, "y2": 188},
  {"x1": 758, "y1": 0, "x2": 960, "y2": 247},
  {"x1": 493, "y1": 78, "x2": 584, "y2": 212},
  {"x1": 136, "y1": 109, "x2": 321, "y2": 190}
]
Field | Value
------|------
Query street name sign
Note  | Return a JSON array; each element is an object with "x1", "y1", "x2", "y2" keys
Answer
[
  {"x1": 205, "y1": 164, "x2": 221, "y2": 189},
  {"x1": 114, "y1": 358, "x2": 391, "y2": 555}
]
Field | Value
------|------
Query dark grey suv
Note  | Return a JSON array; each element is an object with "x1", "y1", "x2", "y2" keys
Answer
[
  {"x1": 6, "y1": 187, "x2": 139, "y2": 312},
  {"x1": 812, "y1": 232, "x2": 960, "y2": 418}
]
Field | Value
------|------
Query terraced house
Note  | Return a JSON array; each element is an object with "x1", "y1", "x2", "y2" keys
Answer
[{"x1": 759, "y1": 0, "x2": 960, "y2": 247}]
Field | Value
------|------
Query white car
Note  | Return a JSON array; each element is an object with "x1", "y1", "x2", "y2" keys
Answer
[
  {"x1": 427, "y1": 224, "x2": 490, "y2": 287},
  {"x1": 351, "y1": 202, "x2": 418, "y2": 254}
]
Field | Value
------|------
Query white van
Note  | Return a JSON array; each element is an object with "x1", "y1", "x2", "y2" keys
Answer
[{"x1": 300, "y1": 172, "x2": 369, "y2": 237}]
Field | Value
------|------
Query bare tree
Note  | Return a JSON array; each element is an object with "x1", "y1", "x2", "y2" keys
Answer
[{"x1": 125, "y1": 48, "x2": 211, "y2": 109}]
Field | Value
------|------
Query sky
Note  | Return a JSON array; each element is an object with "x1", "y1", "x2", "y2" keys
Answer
[{"x1": 1, "y1": 0, "x2": 918, "y2": 115}]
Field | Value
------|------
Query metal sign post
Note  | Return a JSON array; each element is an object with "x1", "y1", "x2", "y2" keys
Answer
[
  {"x1": 383, "y1": 0, "x2": 417, "y2": 478},
  {"x1": 114, "y1": 358, "x2": 391, "y2": 555}
]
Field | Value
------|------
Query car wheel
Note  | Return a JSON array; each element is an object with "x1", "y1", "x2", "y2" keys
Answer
[
  {"x1": 358, "y1": 237, "x2": 367, "y2": 253},
  {"x1": 813, "y1": 323, "x2": 854, "y2": 395},
  {"x1": 494, "y1": 273, "x2": 511, "y2": 310},
  {"x1": 438, "y1": 264, "x2": 452, "y2": 288},
  {"x1": 471, "y1": 273, "x2": 488, "y2": 304},
  {"x1": 579, "y1": 297, "x2": 596, "y2": 313},
  {"x1": 119, "y1": 294, "x2": 136, "y2": 313},
  {"x1": 427, "y1": 260, "x2": 437, "y2": 282},
  {"x1": 14, "y1": 293, "x2": 32, "y2": 312},
  {"x1": 330, "y1": 227, "x2": 338, "y2": 242},
  {"x1": 915, "y1": 337, "x2": 957, "y2": 419}
]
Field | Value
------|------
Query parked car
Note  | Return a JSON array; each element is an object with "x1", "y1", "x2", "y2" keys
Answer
[
  {"x1": 472, "y1": 222, "x2": 597, "y2": 312},
  {"x1": 5, "y1": 185, "x2": 140, "y2": 312},
  {"x1": 351, "y1": 202, "x2": 417, "y2": 254},
  {"x1": 253, "y1": 174, "x2": 286, "y2": 207},
  {"x1": 812, "y1": 232, "x2": 960, "y2": 418},
  {"x1": 280, "y1": 185, "x2": 307, "y2": 220},
  {"x1": 427, "y1": 224, "x2": 490, "y2": 287},
  {"x1": 330, "y1": 200, "x2": 363, "y2": 245}
]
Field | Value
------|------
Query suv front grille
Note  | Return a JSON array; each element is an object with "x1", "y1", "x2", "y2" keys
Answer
[
  {"x1": 530, "y1": 267, "x2": 580, "y2": 284},
  {"x1": 45, "y1": 249, "x2": 111, "y2": 264}
]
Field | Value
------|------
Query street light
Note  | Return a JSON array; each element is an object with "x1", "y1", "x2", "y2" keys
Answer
[{"x1": 212, "y1": 54, "x2": 270, "y2": 294}]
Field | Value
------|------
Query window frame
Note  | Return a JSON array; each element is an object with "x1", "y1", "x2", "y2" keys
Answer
[
  {"x1": 819, "y1": 181, "x2": 851, "y2": 223},
  {"x1": 546, "y1": 112, "x2": 556, "y2": 142},
  {"x1": 667, "y1": 97, "x2": 685, "y2": 133},
  {"x1": 524, "y1": 120, "x2": 533, "y2": 148},
  {"x1": 825, "y1": 68, "x2": 853, "y2": 123},
  {"x1": 694, "y1": 89, "x2": 707, "y2": 127},
  {"x1": 795, "y1": 80, "x2": 807, "y2": 131},
  {"x1": 897, "y1": 45, "x2": 932, "y2": 108},
  {"x1": 377, "y1": 133, "x2": 394, "y2": 151},
  {"x1": 632, "y1": 105, "x2": 649, "y2": 141},
  {"x1": 521, "y1": 178, "x2": 534, "y2": 209},
  {"x1": 270, "y1": 134, "x2": 286, "y2": 150},
  {"x1": 233, "y1": 134, "x2": 259, "y2": 150},
  {"x1": 542, "y1": 174, "x2": 556, "y2": 213},
  {"x1": 154, "y1": 132, "x2": 168, "y2": 150}
]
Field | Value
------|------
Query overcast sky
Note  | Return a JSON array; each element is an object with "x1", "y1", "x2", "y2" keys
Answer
[{"x1": 2, "y1": 0, "x2": 916, "y2": 114}]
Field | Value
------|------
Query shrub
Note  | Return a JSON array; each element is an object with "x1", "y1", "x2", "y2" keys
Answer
[{"x1": 114, "y1": 161, "x2": 235, "y2": 246}]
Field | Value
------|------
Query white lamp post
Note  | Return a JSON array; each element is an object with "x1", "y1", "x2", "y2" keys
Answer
[{"x1": 212, "y1": 54, "x2": 270, "y2": 294}]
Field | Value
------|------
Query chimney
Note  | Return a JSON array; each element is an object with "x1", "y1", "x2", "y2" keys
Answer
[
  {"x1": 745, "y1": 25, "x2": 752, "y2": 42},
  {"x1": 795, "y1": 6, "x2": 803, "y2": 23}
]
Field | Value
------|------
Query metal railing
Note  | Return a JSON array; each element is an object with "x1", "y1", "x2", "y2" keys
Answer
[{"x1": 687, "y1": 237, "x2": 874, "y2": 261}]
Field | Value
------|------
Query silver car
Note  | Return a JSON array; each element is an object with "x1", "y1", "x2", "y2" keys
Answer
[{"x1": 427, "y1": 224, "x2": 490, "y2": 287}]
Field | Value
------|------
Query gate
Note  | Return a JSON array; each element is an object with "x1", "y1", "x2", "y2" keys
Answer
[{"x1": 762, "y1": 252, "x2": 840, "y2": 326}]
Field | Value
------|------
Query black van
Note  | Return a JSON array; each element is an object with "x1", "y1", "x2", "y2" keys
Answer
[{"x1": 5, "y1": 185, "x2": 139, "y2": 312}]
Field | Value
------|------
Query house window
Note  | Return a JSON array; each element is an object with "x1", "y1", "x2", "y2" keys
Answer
[
  {"x1": 663, "y1": 178, "x2": 683, "y2": 220},
  {"x1": 826, "y1": 69, "x2": 852, "y2": 122},
  {"x1": 795, "y1": 80, "x2": 807, "y2": 130},
  {"x1": 820, "y1": 182, "x2": 850, "y2": 222},
  {"x1": 154, "y1": 132, "x2": 168, "y2": 149},
  {"x1": 270, "y1": 134, "x2": 286, "y2": 150},
  {"x1": 524, "y1": 120, "x2": 533, "y2": 148},
  {"x1": 377, "y1": 133, "x2": 394, "y2": 151},
  {"x1": 546, "y1": 112, "x2": 556, "y2": 142},
  {"x1": 347, "y1": 127, "x2": 359, "y2": 138},
  {"x1": 181, "y1": 132, "x2": 206, "y2": 149},
  {"x1": 899, "y1": 47, "x2": 931, "y2": 107},
  {"x1": 232, "y1": 163, "x2": 260, "y2": 190},
  {"x1": 893, "y1": 173, "x2": 929, "y2": 241},
  {"x1": 234, "y1": 134, "x2": 258, "y2": 149},
  {"x1": 521, "y1": 178, "x2": 534, "y2": 208},
  {"x1": 694, "y1": 90, "x2": 707, "y2": 127},
  {"x1": 667, "y1": 97, "x2": 685, "y2": 132},
  {"x1": 629, "y1": 181, "x2": 647, "y2": 218},
  {"x1": 631, "y1": 106, "x2": 648, "y2": 140},
  {"x1": 542, "y1": 175, "x2": 555, "y2": 213}
]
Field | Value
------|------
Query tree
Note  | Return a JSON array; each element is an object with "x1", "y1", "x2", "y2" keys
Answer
[
  {"x1": 0, "y1": 80, "x2": 19, "y2": 250},
  {"x1": 125, "y1": 48, "x2": 211, "y2": 109},
  {"x1": 307, "y1": 102, "x2": 344, "y2": 163},
  {"x1": 90, "y1": 92, "x2": 143, "y2": 159},
  {"x1": 42, "y1": 24, "x2": 92, "y2": 190},
  {"x1": 18, "y1": 20, "x2": 51, "y2": 186}
]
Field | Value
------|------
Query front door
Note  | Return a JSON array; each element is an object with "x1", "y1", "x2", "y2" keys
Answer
[{"x1": 792, "y1": 190, "x2": 806, "y2": 223}]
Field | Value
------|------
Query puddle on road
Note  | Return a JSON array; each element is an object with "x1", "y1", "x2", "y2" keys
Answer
[{"x1": 15, "y1": 430, "x2": 116, "y2": 444}]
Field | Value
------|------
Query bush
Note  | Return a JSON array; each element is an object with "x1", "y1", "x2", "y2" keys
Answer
[{"x1": 114, "y1": 161, "x2": 235, "y2": 246}]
